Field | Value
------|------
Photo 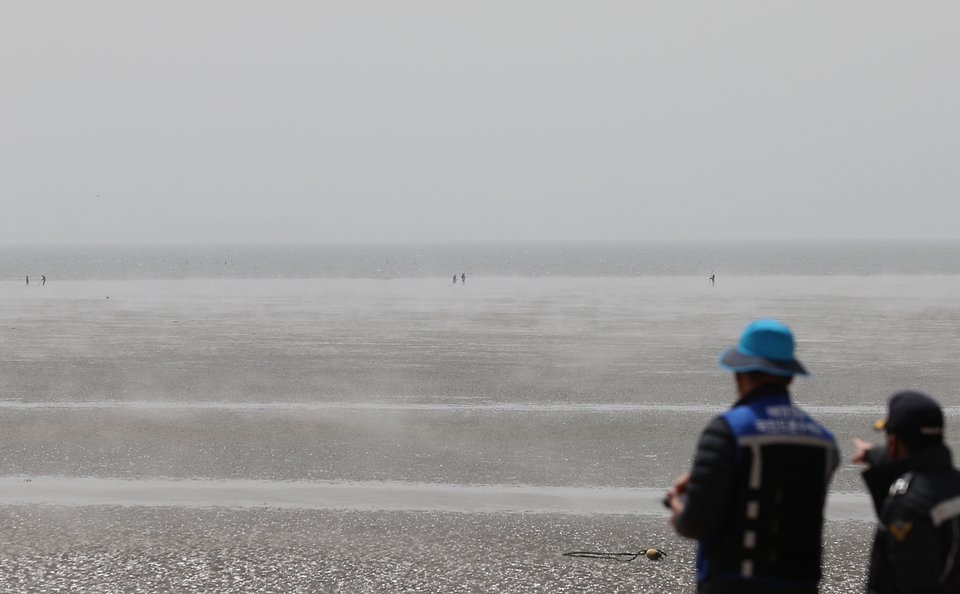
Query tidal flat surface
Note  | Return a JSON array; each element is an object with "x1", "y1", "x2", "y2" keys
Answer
[
  {"x1": 0, "y1": 507, "x2": 871, "y2": 594},
  {"x1": 1, "y1": 275, "x2": 959, "y2": 591}
]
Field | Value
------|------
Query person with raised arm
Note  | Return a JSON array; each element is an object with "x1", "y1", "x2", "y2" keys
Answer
[{"x1": 853, "y1": 391, "x2": 960, "y2": 593}]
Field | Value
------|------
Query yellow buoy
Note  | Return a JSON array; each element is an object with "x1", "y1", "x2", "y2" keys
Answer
[{"x1": 645, "y1": 548, "x2": 665, "y2": 561}]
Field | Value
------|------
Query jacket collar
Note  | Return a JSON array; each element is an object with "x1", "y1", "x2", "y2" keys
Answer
[
  {"x1": 890, "y1": 443, "x2": 954, "y2": 474},
  {"x1": 862, "y1": 443, "x2": 955, "y2": 514}
]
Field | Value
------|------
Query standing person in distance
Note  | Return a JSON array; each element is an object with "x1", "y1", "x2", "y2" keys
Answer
[
  {"x1": 852, "y1": 391, "x2": 960, "y2": 593},
  {"x1": 665, "y1": 319, "x2": 839, "y2": 593}
]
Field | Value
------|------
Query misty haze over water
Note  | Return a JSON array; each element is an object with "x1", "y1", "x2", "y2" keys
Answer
[{"x1": 4, "y1": 241, "x2": 960, "y2": 281}]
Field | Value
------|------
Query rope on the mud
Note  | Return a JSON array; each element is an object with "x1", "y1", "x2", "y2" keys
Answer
[{"x1": 563, "y1": 548, "x2": 665, "y2": 562}]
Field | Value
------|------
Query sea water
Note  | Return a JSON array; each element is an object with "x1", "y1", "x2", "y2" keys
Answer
[{"x1": 1, "y1": 242, "x2": 959, "y2": 592}]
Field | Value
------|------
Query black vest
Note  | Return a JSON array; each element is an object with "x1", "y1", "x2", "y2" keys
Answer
[{"x1": 698, "y1": 392, "x2": 837, "y2": 585}]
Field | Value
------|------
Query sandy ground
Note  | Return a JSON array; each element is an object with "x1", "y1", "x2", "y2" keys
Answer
[
  {"x1": 0, "y1": 402, "x2": 910, "y2": 493},
  {"x1": 0, "y1": 506, "x2": 872, "y2": 594},
  {"x1": 0, "y1": 477, "x2": 873, "y2": 521},
  {"x1": 2, "y1": 276, "x2": 959, "y2": 591}
]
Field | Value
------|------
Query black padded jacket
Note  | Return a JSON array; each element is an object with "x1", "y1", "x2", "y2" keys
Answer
[
  {"x1": 674, "y1": 386, "x2": 839, "y2": 593},
  {"x1": 863, "y1": 444, "x2": 960, "y2": 594}
]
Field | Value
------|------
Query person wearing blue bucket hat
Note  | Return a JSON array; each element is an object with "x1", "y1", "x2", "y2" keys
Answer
[{"x1": 665, "y1": 319, "x2": 838, "y2": 593}]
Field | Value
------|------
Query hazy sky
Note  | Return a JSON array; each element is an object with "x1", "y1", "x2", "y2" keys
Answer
[{"x1": 2, "y1": 3, "x2": 958, "y2": 244}]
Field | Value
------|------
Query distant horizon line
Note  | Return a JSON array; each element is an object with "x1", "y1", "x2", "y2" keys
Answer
[{"x1": 4, "y1": 238, "x2": 960, "y2": 248}]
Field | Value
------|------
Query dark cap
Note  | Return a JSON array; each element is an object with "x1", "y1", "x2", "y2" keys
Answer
[{"x1": 882, "y1": 391, "x2": 944, "y2": 443}]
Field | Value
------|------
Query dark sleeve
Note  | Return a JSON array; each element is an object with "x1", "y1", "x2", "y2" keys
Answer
[
  {"x1": 674, "y1": 416, "x2": 736, "y2": 540},
  {"x1": 881, "y1": 497, "x2": 943, "y2": 594},
  {"x1": 863, "y1": 447, "x2": 903, "y2": 516},
  {"x1": 865, "y1": 445, "x2": 887, "y2": 468}
]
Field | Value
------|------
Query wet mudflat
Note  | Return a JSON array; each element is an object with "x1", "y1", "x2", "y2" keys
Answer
[
  {"x1": 0, "y1": 506, "x2": 871, "y2": 594},
  {"x1": 1, "y1": 276, "x2": 958, "y2": 591}
]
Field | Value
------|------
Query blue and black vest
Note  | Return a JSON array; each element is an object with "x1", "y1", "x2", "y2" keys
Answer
[{"x1": 697, "y1": 391, "x2": 837, "y2": 586}]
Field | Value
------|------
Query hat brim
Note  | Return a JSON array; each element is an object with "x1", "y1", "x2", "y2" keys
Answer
[{"x1": 717, "y1": 347, "x2": 809, "y2": 376}]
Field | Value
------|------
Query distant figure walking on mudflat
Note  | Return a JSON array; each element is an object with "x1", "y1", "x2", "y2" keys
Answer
[
  {"x1": 25, "y1": 276, "x2": 28, "y2": 286},
  {"x1": 461, "y1": 273, "x2": 465, "y2": 284},
  {"x1": 41, "y1": 275, "x2": 46, "y2": 286},
  {"x1": 709, "y1": 272, "x2": 715, "y2": 286},
  {"x1": 453, "y1": 275, "x2": 457, "y2": 284}
]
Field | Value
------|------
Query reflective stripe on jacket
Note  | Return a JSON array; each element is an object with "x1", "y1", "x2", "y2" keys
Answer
[{"x1": 676, "y1": 386, "x2": 838, "y2": 591}]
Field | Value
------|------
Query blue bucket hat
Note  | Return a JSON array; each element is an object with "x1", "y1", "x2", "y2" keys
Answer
[{"x1": 717, "y1": 319, "x2": 809, "y2": 376}]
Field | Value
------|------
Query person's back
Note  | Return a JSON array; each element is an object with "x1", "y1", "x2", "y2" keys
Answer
[
  {"x1": 855, "y1": 391, "x2": 960, "y2": 593},
  {"x1": 713, "y1": 395, "x2": 834, "y2": 583},
  {"x1": 667, "y1": 319, "x2": 838, "y2": 593},
  {"x1": 684, "y1": 387, "x2": 836, "y2": 592},
  {"x1": 875, "y1": 466, "x2": 960, "y2": 593}
]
